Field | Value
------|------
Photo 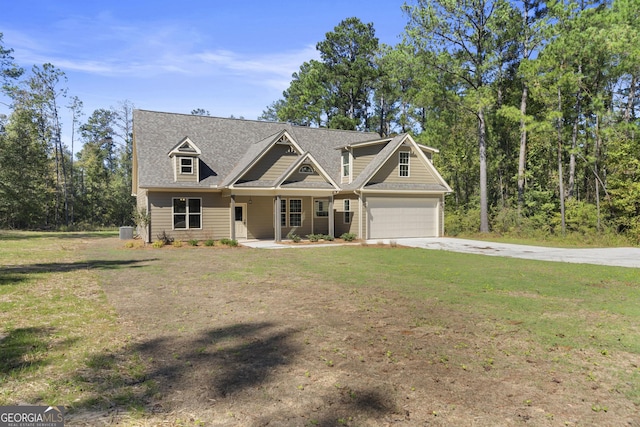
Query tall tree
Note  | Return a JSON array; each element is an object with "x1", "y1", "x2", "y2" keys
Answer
[
  {"x1": 67, "y1": 96, "x2": 83, "y2": 225},
  {"x1": 0, "y1": 33, "x2": 23, "y2": 87},
  {"x1": 277, "y1": 60, "x2": 328, "y2": 126},
  {"x1": 0, "y1": 108, "x2": 52, "y2": 228},
  {"x1": 190, "y1": 108, "x2": 210, "y2": 116},
  {"x1": 404, "y1": 0, "x2": 518, "y2": 232},
  {"x1": 515, "y1": 0, "x2": 548, "y2": 214},
  {"x1": 8, "y1": 64, "x2": 68, "y2": 226},
  {"x1": 316, "y1": 17, "x2": 380, "y2": 130}
]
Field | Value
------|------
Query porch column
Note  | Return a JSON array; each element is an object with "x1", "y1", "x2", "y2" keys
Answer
[
  {"x1": 359, "y1": 195, "x2": 364, "y2": 240},
  {"x1": 275, "y1": 195, "x2": 282, "y2": 242},
  {"x1": 328, "y1": 195, "x2": 334, "y2": 238},
  {"x1": 230, "y1": 195, "x2": 236, "y2": 241}
]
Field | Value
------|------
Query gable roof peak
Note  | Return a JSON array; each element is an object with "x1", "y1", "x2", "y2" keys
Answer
[{"x1": 168, "y1": 136, "x2": 201, "y2": 157}]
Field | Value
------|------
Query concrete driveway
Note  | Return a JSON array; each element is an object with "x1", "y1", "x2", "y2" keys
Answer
[
  {"x1": 244, "y1": 237, "x2": 640, "y2": 268},
  {"x1": 369, "y1": 237, "x2": 640, "y2": 268}
]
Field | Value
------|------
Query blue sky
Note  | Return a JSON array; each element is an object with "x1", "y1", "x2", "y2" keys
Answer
[{"x1": 1, "y1": 0, "x2": 408, "y2": 148}]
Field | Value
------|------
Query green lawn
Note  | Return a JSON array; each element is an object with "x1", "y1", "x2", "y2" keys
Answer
[{"x1": 1, "y1": 231, "x2": 638, "y2": 423}]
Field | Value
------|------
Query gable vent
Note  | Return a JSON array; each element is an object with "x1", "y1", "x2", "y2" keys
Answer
[{"x1": 178, "y1": 142, "x2": 196, "y2": 152}]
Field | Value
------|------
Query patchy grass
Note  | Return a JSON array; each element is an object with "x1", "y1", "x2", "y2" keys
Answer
[
  {"x1": 1, "y1": 232, "x2": 639, "y2": 426},
  {"x1": 0, "y1": 231, "x2": 151, "y2": 414}
]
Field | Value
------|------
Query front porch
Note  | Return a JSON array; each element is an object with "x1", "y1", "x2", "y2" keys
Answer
[{"x1": 228, "y1": 194, "x2": 336, "y2": 242}]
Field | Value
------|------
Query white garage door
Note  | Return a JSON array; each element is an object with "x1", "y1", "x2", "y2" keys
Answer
[{"x1": 367, "y1": 197, "x2": 438, "y2": 239}]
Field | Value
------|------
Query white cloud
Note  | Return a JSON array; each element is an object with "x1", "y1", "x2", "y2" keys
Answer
[{"x1": 3, "y1": 18, "x2": 319, "y2": 93}]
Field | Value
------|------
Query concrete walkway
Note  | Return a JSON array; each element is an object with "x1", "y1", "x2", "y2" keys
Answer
[{"x1": 242, "y1": 237, "x2": 640, "y2": 268}]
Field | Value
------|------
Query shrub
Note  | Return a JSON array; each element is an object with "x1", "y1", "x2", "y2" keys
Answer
[
  {"x1": 307, "y1": 233, "x2": 321, "y2": 242},
  {"x1": 156, "y1": 231, "x2": 174, "y2": 245},
  {"x1": 152, "y1": 240, "x2": 164, "y2": 248},
  {"x1": 220, "y1": 238, "x2": 238, "y2": 247},
  {"x1": 286, "y1": 230, "x2": 301, "y2": 243},
  {"x1": 323, "y1": 234, "x2": 334, "y2": 241},
  {"x1": 124, "y1": 241, "x2": 135, "y2": 249},
  {"x1": 203, "y1": 239, "x2": 215, "y2": 247},
  {"x1": 188, "y1": 239, "x2": 199, "y2": 246},
  {"x1": 173, "y1": 240, "x2": 183, "y2": 248},
  {"x1": 340, "y1": 232, "x2": 356, "y2": 242}
]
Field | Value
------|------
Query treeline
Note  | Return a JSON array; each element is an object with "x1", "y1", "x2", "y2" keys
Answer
[
  {"x1": 261, "y1": 0, "x2": 639, "y2": 242},
  {"x1": 0, "y1": 34, "x2": 135, "y2": 229}
]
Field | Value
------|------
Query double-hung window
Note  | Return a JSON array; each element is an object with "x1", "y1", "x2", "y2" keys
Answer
[
  {"x1": 173, "y1": 198, "x2": 201, "y2": 229},
  {"x1": 180, "y1": 157, "x2": 193, "y2": 174},
  {"x1": 280, "y1": 199, "x2": 302, "y2": 227},
  {"x1": 289, "y1": 199, "x2": 302, "y2": 227},
  {"x1": 399, "y1": 152, "x2": 410, "y2": 177},
  {"x1": 341, "y1": 151, "x2": 350, "y2": 178},
  {"x1": 315, "y1": 199, "x2": 329, "y2": 217}
]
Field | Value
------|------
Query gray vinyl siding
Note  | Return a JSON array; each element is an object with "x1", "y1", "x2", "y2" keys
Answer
[
  {"x1": 369, "y1": 146, "x2": 438, "y2": 185},
  {"x1": 334, "y1": 194, "x2": 360, "y2": 238},
  {"x1": 235, "y1": 195, "x2": 274, "y2": 240},
  {"x1": 286, "y1": 169, "x2": 328, "y2": 184},
  {"x1": 148, "y1": 191, "x2": 229, "y2": 241},
  {"x1": 174, "y1": 156, "x2": 200, "y2": 183},
  {"x1": 242, "y1": 144, "x2": 299, "y2": 182},
  {"x1": 352, "y1": 144, "x2": 384, "y2": 179}
]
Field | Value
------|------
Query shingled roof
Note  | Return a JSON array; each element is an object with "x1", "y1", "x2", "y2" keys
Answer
[{"x1": 133, "y1": 109, "x2": 382, "y2": 189}]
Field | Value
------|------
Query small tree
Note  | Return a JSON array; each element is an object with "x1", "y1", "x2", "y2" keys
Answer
[{"x1": 133, "y1": 207, "x2": 151, "y2": 244}]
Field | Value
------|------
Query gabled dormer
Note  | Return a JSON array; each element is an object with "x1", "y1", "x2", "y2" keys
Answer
[
  {"x1": 168, "y1": 137, "x2": 201, "y2": 183},
  {"x1": 234, "y1": 130, "x2": 303, "y2": 185},
  {"x1": 338, "y1": 137, "x2": 393, "y2": 185}
]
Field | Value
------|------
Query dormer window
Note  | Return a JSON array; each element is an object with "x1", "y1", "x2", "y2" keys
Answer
[
  {"x1": 180, "y1": 157, "x2": 194, "y2": 174},
  {"x1": 169, "y1": 137, "x2": 201, "y2": 182},
  {"x1": 341, "y1": 151, "x2": 350, "y2": 178}
]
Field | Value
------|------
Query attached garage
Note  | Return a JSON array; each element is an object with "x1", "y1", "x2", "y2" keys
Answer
[{"x1": 367, "y1": 196, "x2": 439, "y2": 239}]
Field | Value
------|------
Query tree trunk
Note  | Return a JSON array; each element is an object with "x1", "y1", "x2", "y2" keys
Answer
[
  {"x1": 568, "y1": 63, "x2": 583, "y2": 200},
  {"x1": 624, "y1": 74, "x2": 636, "y2": 123},
  {"x1": 557, "y1": 87, "x2": 566, "y2": 234},
  {"x1": 517, "y1": 83, "x2": 528, "y2": 215},
  {"x1": 478, "y1": 106, "x2": 489, "y2": 233}
]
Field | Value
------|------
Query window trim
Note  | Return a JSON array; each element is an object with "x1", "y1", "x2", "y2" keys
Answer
[
  {"x1": 289, "y1": 199, "x2": 302, "y2": 227},
  {"x1": 280, "y1": 198, "x2": 303, "y2": 227},
  {"x1": 179, "y1": 157, "x2": 194, "y2": 175},
  {"x1": 399, "y1": 151, "x2": 410, "y2": 177},
  {"x1": 172, "y1": 197, "x2": 202, "y2": 230},
  {"x1": 343, "y1": 199, "x2": 351, "y2": 224},
  {"x1": 314, "y1": 199, "x2": 329, "y2": 218},
  {"x1": 280, "y1": 199, "x2": 287, "y2": 227},
  {"x1": 299, "y1": 164, "x2": 314, "y2": 174},
  {"x1": 341, "y1": 151, "x2": 351, "y2": 179}
]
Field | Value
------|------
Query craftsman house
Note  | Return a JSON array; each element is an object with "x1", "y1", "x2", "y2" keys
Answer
[{"x1": 132, "y1": 110, "x2": 452, "y2": 242}]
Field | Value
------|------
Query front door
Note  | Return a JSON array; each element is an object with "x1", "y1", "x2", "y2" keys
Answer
[{"x1": 234, "y1": 203, "x2": 247, "y2": 239}]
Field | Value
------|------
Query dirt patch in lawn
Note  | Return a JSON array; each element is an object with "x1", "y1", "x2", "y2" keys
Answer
[{"x1": 69, "y1": 238, "x2": 638, "y2": 426}]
